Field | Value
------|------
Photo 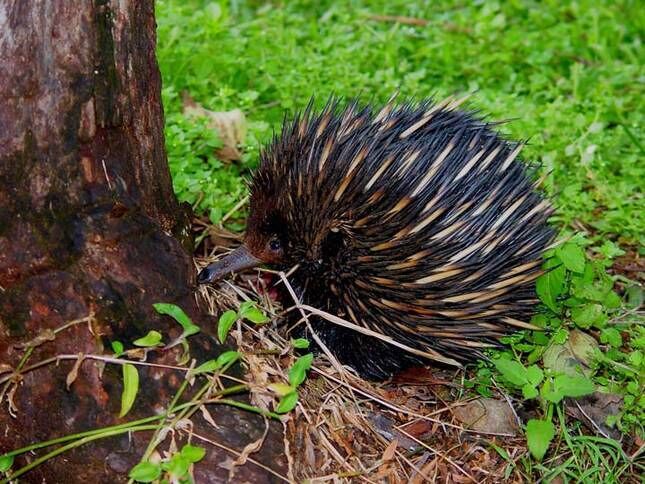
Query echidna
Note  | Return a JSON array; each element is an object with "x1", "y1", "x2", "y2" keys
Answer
[{"x1": 198, "y1": 96, "x2": 554, "y2": 379}]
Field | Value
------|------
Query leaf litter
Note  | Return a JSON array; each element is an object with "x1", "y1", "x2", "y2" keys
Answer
[{"x1": 195, "y1": 227, "x2": 541, "y2": 483}]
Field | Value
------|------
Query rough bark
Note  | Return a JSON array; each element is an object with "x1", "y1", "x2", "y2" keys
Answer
[{"x1": 0, "y1": 1, "x2": 284, "y2": 482}]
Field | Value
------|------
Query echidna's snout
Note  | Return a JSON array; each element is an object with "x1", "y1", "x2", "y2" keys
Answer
[{"x1": 197, "y1": 245, "x2": 262, "y2": 284}]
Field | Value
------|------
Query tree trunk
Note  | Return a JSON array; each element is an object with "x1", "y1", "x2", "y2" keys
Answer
[{"x1": 0, "y1": 1, "x2": 284, "y2": 482}]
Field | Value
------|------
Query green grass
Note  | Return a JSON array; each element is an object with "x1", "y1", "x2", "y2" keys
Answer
[
  {"x1": 157, "y1": 0, "x2": 643, "y2": 244},
  {"x1": 156, "y1": 0, "x2": 644, "y2": 478}
]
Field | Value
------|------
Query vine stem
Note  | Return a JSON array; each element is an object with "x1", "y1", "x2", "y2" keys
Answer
[
  {"x1": 1, "y1": 425, "x2": 159, "y2": 484},
  {"x1": 2, "y1": 384, "x2": 249, "y2": 460},
  {"x1": 0, "y1": 314, "x2": 92, "y2": 401}
]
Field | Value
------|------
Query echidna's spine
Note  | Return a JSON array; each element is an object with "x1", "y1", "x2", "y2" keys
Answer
[{"x1": 251, "y1": 95, "x2": 554, "y2": 378}]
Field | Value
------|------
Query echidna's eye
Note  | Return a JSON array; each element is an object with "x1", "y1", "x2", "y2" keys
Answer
[{"x1": 268, "y1": 237, "x2": 282, "y2": 253}]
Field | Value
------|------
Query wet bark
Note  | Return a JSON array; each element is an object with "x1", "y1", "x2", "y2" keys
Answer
[{"x1": 0, "y1": 1, "x2": 284, "y2": 482}]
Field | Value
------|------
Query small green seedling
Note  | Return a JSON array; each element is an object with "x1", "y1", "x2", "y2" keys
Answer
[
  {"x1": 271, "y1": 353, "x2": 314, "y2": 414},
  {"x1": 132, "y1": 330, "x2": 163, "y2": 348},
  {"x1": 111, "y1": 340, "x2": 124, "y2": 356},
  {"x1": 217, "y1": 301, "x2": 268, "y2": 344},
  {"x1": 190, "y1": 351, "x2": 240, "y2": 376},
  {"x1": 129, "y1": 444, "x2": 206, "y2": 483},
  {"x1": 238, "y1": 301, "x2": 269, "y2": 324},
  {"x1": 153, "y1": 303, "x2": 200, "y2": 337},
  {"x1": 291, "y1": 338, "x2": 310, "y2": 349},
  {"x1": 128, "y1": 461, "x2": 161, "y2": 483},
  {"x1": 0, "y1": 454, "x2": 14, "y2": 473},
  {"x1": 119, "y1": 363, "x2": 139, "y2": 418}
]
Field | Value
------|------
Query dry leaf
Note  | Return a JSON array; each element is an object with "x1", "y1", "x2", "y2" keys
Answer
[
  {"x1": 304, "y1": 426, "x2": 316, "y2": 468},
  {"x1": 66, "y1": 353, "x2": 85, "y2": 389},
  {"x1": 410, "y1": 454, "x2": 436, "y2": 484},
  {"x1": 382, "y1": 438, "x2": 398, "y2": 462},
  {"x1": 368, "y1": 412, "x2": 418, "y2": 450},
  {"x1": 400, "y1": 419, "x2": 433, "y2": 439},
  {"x1": 167, "y1": 434, "x2": 178, "y2": 456},
  {"x1": 453, "y1": 398, "x2": 519, "y2": 435},
  {"x1": 14, "y1": 329, "x2": 55, "y2": 349},
  {"x1": 124, "y1": 348, "x2": 146, "y2": 360},
  {"x1": 182, "y1": 92, "x2": 247, "y2": 162},
  {"x1": 7, "y1": 383, "x2": 18, "y2": 417},
  {"x1": 217, "y1": 456, "x2": 236, "y2": 471},
  {"x1": 543, "y1": 329, "x2": 598, "y2": 376},
  {"x1": 200, "y1": 225, "x2": 241, "y2": 248},
  {"x1": 566, "y1": 391, "x2": 622, "y2": 439},
  {"x1": 199, "y1": 404, "x2": 219, "y2": 429},
  {"x1": 228, "y1": 420, "x2": 269, "y2": 481}
]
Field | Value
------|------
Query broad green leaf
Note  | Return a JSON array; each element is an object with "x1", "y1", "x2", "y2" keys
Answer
[
  {"x1": 628, "y1": 350, "x2": 642, "y2": 367},
  {"x1": 133, "y1": 330, "x2": 163, "y2": 347},
  {"x1": 163, "y1": 453, "x2": 190, "y2": 478},
  {"x1": 526, "y1": 419, "x2": 555, "y2": 461},
  {"x1": 0, "y1": 454, "x2": 13, "y2": 472},
  {"x1": 530, "y1": 313, "x2": 549, "y2": 328},
  {"x1": 119, "y1": 363, "x2": 139, "y2": 418},
  {"x1": 536, "y1": 263, "x2": 566, "y2": 312},
  {"x1": 514, "y1": 343, "x2": 535, "y2": 352},
  {"x1": 556, "y1": 243, "x2": 586, "y2": 273},
  {"x1": 532, "y1": 331, "x2": 550, "y2": 345},
  {"x1": 563, "y1": 296, "x2": 584, "y2": 307},
  {"x1": 603, "y1": 291, "x2": 622, "y2": 309},
  {"x1": 634, "y1": 336, "x2": 645, "y2": 350},
  {"x1": 600, "y1": 327, "x2": 622, "y2": 348},
  {"x1": 527, "y1": 346, "x2": 547, "y2": 365},
  {"x1": 288, "y1": 353, "x2": 314, "y2": 388},
  {"x1": 217, "y1": 310, "x2": 238, "y2": 343},
  {"x1": 555, "y1": 374, "x2": 595, "y2": 399},
  {"x1": 276, "y1": 390, "x2": 299, "y2": 413},
  {"x1": 522, "y1": 383, "x2": 539, "y2": 399},
  {"x1": 626, "y1": 381, "x2": 639, "y2": 395},
  {"x1": 239, "y1": 301, "x2": 268, "y2": 324},
  {"x1": 572, "y1": 264, "x2": 595, "y2": 287},
  {"x1": 543, "y1": 374, "x2": 595, "y2": 403},
  {"x1": 129, "y1": 461, "x2": 161, "y2": 482},
  {"x1": 525, "y1": 365, "x2": 544, "y2": 386},
  {"x1": 493, "y1": 358, "x2": 528, "y2": 387},
  {"x1": 571, "y1": 303, "x2": 606, "y2": 329},
  {"x1": 572, "y1": 264, "x2": 614, "y2": 302},
  {"x1": 216, "y1": 350, "x2": 240, "y2": 368},
  {"x1": 541, "y1": 379, "x2": 564, "y2": 403},
  {"x1": 153, "y1": 303, "x2": 200, "y2": 336},
  {"x1": 596, "y1": 240, "x2": 625, "y2": 260},
  {"x1": 291, "y1": 338, "x2": 310, "y2": 349},
  {"x1": 111, "y1": 341, "x2": 124, "y2": 356},
  {"x1": 181, "y1": 444, "x2": 206, "y2": 463}
]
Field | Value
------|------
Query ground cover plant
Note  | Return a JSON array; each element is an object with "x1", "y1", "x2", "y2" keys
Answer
[
  {"x1": 5, "y1": 1, "x2": 638, "y2": 482},
  {"x1": 155, "y1": 0, "x2": 643, "y2": 481}
]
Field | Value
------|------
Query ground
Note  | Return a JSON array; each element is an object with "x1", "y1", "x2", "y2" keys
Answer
[{"x1": 156, "y1": 1, "x2": 643, "y2": 482}]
